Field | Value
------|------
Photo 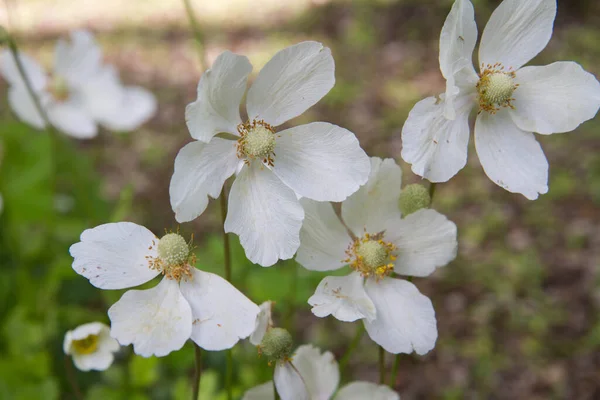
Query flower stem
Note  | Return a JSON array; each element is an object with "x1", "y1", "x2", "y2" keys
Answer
[
  {"x1": 428, "y1": 182, "x2": 437, "y2": 203},
  {"x1": 64, "y1": 355, "x2": 83, "y2": 400},
  {"x1": 219, "y1": 192, "x2": 232, "y2": 282},
  {"x1": 338, "y1": 323, "x2": 364, "y2": 377},
  {"x1": 389, "y1": 353, "x2": 400, "y2": 388},
  {"x1": 182, "y1": 0, "x2": 208, "y2": 70},
  {"x1": 378, "y1": 346, "x2": 386, "y2": 384},
  {"x1": 192, "y1": 344, "x2": 202, "y2": 400},
  {"x1": 225, "y1": 349, "x2": 233, "y2": 400}
]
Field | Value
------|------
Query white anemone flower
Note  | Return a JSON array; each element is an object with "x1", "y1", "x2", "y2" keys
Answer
[
  {"x1": 63, "y1": 322, "x2": 120, "y2": 371},
  {"x1": 170, "y1": 41, "x2": 370, "y2": 267},
  {"x1": 242, "y1": 345, "x2": 399, "y2": 400},
  {"x1": 401, "y1": 0, "x2": 600, "y2": 199},
  {"x1": 0, "y1": 30, "x2": 156, "y2": 139},
  {"x1": 69, "y1": 222, "x2": 260, "y2": 357},
  {"x1": 296, "y1": 157, "x2": 457, "y2": 354}
]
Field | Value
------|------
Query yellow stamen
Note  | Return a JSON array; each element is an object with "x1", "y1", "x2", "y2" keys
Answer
[
  {"x1": 477, "y1": 63, "x2": 519, "y2": 114},
  {"x1": 343, "y1": 232, "x2": 397, "y2": 280},
  {"x1": 236, "y1": 119, "x2": 277, "y2": 166},
  {"x1": 72, "y1": 334, "x2": 99, "y2": 355}
]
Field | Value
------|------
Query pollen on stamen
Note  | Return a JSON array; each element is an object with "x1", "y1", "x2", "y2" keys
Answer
[
  {"x1": 148, "y1": 232, "x2": 195, "y2": 282},
  {"x1": 477, "y1": 63, "x2": 519, "y2": 114},
  {"x1": 343, "y1": 232, "x2": 397, "y2": 280},
  {"x1": 236, "y1": 119, "x2": 277, "y2": 166}
]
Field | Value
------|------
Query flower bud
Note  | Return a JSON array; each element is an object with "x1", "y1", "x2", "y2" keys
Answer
[
  {"x1": 399, "y1": 184, "x2": 430, "y2": 216},
  {"x1": 260, "y1": 327, "x2": 293, "y2": 363}
]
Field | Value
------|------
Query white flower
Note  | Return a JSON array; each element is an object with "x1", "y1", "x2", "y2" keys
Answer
[
  {"x1": 69, "y1": 222, "x2": 260, "y2": 357},
  {"x1": 63, "y1": 322, "x2": 120, "y2": 371},
  {"x1": 250, "y1": 300, "x2": 274, "y2": 346},
  {"x1": 170, "y1": 42, "x2": 370, "y2": 266},
  {"x1": 401, "y1": 0, "x2": 600, "y2": 199},
  {"x1": 0, "y1": 30, "x2": 156, "y2": 138},
  {"x1": 242, "y1": 344, "x2": 399, "y2": 400},
  {"x1": 296, "y1": 157, "x2": 457, "y2": 354}
]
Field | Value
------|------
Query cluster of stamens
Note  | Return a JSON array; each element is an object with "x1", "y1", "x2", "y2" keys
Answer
[
  {"x1": 344, "y1": 232, "x2": 397, "y2": 280},
  {"x1": 236, "y1": 119, "x2": 277, "y2": 167},
  {"x1": 47, "y1": 75, "x2": 70, "y2": 102},
  {"x1": 72, "y1": 334, "x2": 99, "y2": 355},
  {"x1": 476, "y1": 63, "x2": 519, "y2": 114},
  {"x1": 146, "y1": 232, "x2": 195, "y2": 282}
]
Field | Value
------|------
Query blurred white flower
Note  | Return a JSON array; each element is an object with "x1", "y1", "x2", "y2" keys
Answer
[
  {"x1": 242, "y1": 344, "x2": 400, "y2": 400},
  {"x1": 69, "y1": 222, "x2": 260, "y2": 357},
  {"x1": 401, "y1": 0, "x2": 600, "y2": 199},
  {"x1": 250, "y1": 300, "x2": 274, "y2": 346},
  {"x1": 63, "y1": 322, "x2": 119, "y2": 371},
  {"x1": 170, "y1": 41, "x2": 370, "y2": 266},
  {"x1": 0, "y1": 30, "x2": 156, "y2": 138},
  {"x1": 296, "y1": 158, "x2": 457, "y2": 355}
]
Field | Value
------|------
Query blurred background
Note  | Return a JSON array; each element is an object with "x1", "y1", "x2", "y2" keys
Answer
[{"x1": 0, "y1": 0, "x2": 599, "y2": 399}]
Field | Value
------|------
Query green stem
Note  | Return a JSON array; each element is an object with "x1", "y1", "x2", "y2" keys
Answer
[
  {"x1": 220, "y1": 192, "x2": 232, "y2": 282},
  {"x1": 428, "y1": 182, "x2": 437, "y2": 203},
  {"x1": 378, "y1": 346, "x2": 386, "y2": 384},
  {"x1": 192, "y1": 344, "x2": 202, "y2": 400},
  {"x1": 389, "y1": 353, "x2": 400, "y2": 388},
  {"x1": 338, "y1": 323, "x2": 364, "y2": 376},
  {"x1": 64, "y1": 355, "x2": 84, "y2": 400},
  {"x1": 182, "y1": 0, "x2": 208, "y2": 69},
  {"x1": 225, "y1": 349, "x2": 233, "y2": 400}
]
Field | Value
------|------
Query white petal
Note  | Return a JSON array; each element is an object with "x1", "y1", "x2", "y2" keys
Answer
[
  {"x1": 108, "y1": 278, "x2": 192, "y2": 357},
  {"x1": 179, "y1": 268, "x2": 260, "y2": 351},
  {"x1": 273, "y1": 122, "x2": 370, "y2": 202},
  {"x1": 292, "y1": 345, "x2": 340, "y2": 400},
  {"x1": 250, "y1": 301, "x2": 274, "y2": 346},
  {"x1": 335, "y1": 382, "x2": 399, "y2": 400},
  {"x1": 224, "y1": 164, "x2": 304, "y2": 267},
  {"x1": 401, "y1": 94, "x2": 473, "y2": 183},
  {"x1": 170, "y1": 139, "x2": 239, "y2": 223},
  {"x1": 274, "y1": 362, "x2": 310, "y2": 400},
  {"x1": 308, "y1": 272, "x2": 376, "y2": 322},
  {"x1": 510, "y1": 62, "x2": 600, "y2": 134},
  {"x1": 69, "y1": 222, "x2": 159, "y2": 290},
  {"x1": 296, "y1": 198, "x2": 351, "y2": 272},
  {"x1": 0, "y1": 49, "x2": 47, "y2": 90},
  {"x1": 72, "y1": 351, "x2": 114, "y2": 372},
  {"x1": 474, "y1": 109, "x2": 548, "y2": 199},
  {"x1": 387, "y1": 209, "x2": 457, "y2": 277},
  {"x1": 479, "y1": 0, "x2": 556, "y2": 70},
  {"x1": 439, "y1": 0, "x2": 478, "y2": 119},
  {"x1": 246, "y1": 41, "x2": 334, "y2": 126},
  {"x1": 341, "y1": 157, "x2": 402, "y2": 236},
  {"x1": 364, "y1": 278, "x2": 437, "y2": 355},
  {"x1": 98, "y1": 86, "x2": 157, "y2": 132},
  {"x1": 54, "y1": 30, "x2": 102, "y2": 87},
  {"x1": 8, "y1": 87, "x2": 47, "y2": 129},
  {"x1": 47, "y1": 99, "x2": 97, "y2": 139},
  {"x1": 186, "y1": 51, "x2": 251, "y2": 142},
  {"x1": 243, "y1": 382, "x2": 275, "y2": 400},
  {"x1": 97, "y1": 325, "x2": 121, "y2": 354}
]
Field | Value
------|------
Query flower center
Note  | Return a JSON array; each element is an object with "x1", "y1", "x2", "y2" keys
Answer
[
  {"x1": 236, "y1": 119, "x2": 276, "y2": 166},
  {"x1": 477, "y1": 63, "x2": 518, "y2": 114},
  {"x1": 148, "y1": 233, "x2": 194, "y2": 281},
  {"x1": 72, "y1": 334, "x2": 99, "y2": 355},
  {"x1": 344, "y1": 232, "x2": 397, "y2": 279},
  {"x1": 48, "y1": 76, "x2": 70, "y2": 102}
]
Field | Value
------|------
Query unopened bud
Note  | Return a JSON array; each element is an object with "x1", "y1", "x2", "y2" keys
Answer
[
  {"x1": 260, "y1": 327, "x2": 293, "y2": 363},
  {"x1": 399, "y1": 184, "x2": 430, "y2": 216}
]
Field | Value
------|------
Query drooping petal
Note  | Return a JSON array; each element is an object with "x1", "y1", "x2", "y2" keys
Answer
[
  {"x1": 0, "y1": 49, "x2": 47, "y2": 90},
  {"x1": 479, "y1": 0, "x2": 556, "y2": 70},
  {"x1": 72, "y1": 351, "x2": 115, "y2": 372},
  {"x1": 108, "y1": 278, "x2": 193, "y2": 357},
  {"x1": 246, "y1": 41, "x2": 334, "y2": 127},
  {"x1": 54, "y1": 30, "x2": 102, "y2": 87},
  {"x1": 439, "y1": 0, "x2": 478, "y2": 119},
  {"x1": 510, "y1": 62, "x2": 600, "y2": 134},
  {"x1": 387, "y1": 209, "x2": 457, "y2": 277},
  {"x1": 185, "y1": 51, "x2": 251, "y2": 142},
  {"x1": 179, "y1": 268, "x2": 260, "y2": 351},
  {"x1": 274, "y1": 362, "x2": 310, "y2": 400},
  {"x1": 474, "y1": 109, "x2": 548, "y2": 199},
  {"x1": 364, "y1": 278, "x2": 437, "y2": 355},
  {"x1": 170, "y1": 139, "x2": 239, "y2": 223},
  {"x1": 401, "y1": 94, "x2": 473, "y2": 183},
  {"x1": 242, "y1": 382, "x2": 276, "y2": 400},
  {"x1": 7, "y1": 87, "x2": 47, "y2": 129},
  {"x1": 69, "y1": 222, "x2": 160, "y2": 290},
  {"x1": 335, "y1": 382, "x2": 399, "y2": 400},
  {"x1": 273, "y1": 122, "x2": 370, "y2": 202},
  {"x1": 224, "y1": 163, "x2": 304, "y2": 267},
  {"x1": 291, "y1": 345, "x2": 340, "y2": 400},
  {"x1": 250, "y1": 301, "x2": 274, "y2": 346},
  {"x1": 296, "y1": 198, "x2": 351, "y2": 272},
  {"x1": 308, "y1": 272, "x2": 376, "y2": 322},
  {"x1": 46, "y1": 99, "x2": 97, "y2": 139},
  {"x1": 341, "y1": 157, "x2": 402, "y2": 236}
]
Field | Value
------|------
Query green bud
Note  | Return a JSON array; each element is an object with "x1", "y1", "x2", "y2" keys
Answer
[
  {"x1": 398, "y1": 184, "x2": 430, "y2": 216},
  {"x1": 260, "y1": 327, "x2": 293, "y2": 363}
]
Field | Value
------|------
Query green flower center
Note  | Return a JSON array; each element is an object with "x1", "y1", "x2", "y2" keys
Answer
[
  {"x1": 48, "y1": 76, "x2": 70, "y2": 102},
  {"x1": 344, "y1": 233, "x2": 397, "y2": 279},
  {"x1": 477, "y1": 64, "x2": 518, "y2": 114},
  {"x1": 237, "y1": 120, "x2": 276, "y2": 166},
  {"x1": 72, "y1": 334, "x2": 99, "y2": 355},
  {"x1": 157, "y1": 233, "x2": 190, "y2": 266},
  {"x1": 356, "y1": 240, "x2": 388, "y2": 269}
]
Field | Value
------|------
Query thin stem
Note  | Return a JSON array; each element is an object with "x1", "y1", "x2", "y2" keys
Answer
[
  {"x1": 338, "y1": 323, "x2": 364, "y2": 376},
  {"x1": 389, "y1": 353, "x2": 400, "y2": 388},
  {"x1": 378, "y1": 346, "x2": 386, "y2": 384},
  {"x1": 64, "y1": 355, "x2": 83, "y2": 400},
  {"x1": 225, "y1": 349, "x2": 233, "y2": 400},
  {"x1": 182, "y1": 0, "x2": 208, "y2": 69},
  {"x1": 219, "y1": 192, "x2": 232, "y2": 282},
  {"x1": 428, "y1": 182, "x2": 437, "y2": 203},
  {"x1": 192, "y1": 344, "x2": 202, "y2": 400}
]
